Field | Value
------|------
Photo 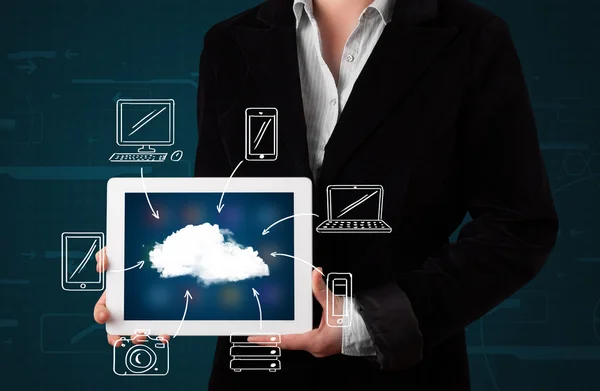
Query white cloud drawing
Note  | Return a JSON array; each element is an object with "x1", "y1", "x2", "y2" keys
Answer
[{"x1": 148, "y1": 223, "x2": 269, "y2": 286}]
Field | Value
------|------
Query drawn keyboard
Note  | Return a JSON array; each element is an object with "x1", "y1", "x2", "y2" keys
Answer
[
  {"x1": 316, "y1": 220, "x2": 392, "y2": 233},
  {"x1": 109, "y1": 153, "x2": 168, "y2": 162},
  {"x1": 325, "y1": 220, "x2": 387, "y2": 229}
]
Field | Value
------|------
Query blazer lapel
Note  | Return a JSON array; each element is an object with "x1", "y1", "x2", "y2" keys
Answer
[
  {"x1": 319, "y1": 0, "x2": 458, "y2": 185},
  {"x1": 234, "y1": 1, "x2": 313, "y2": 180}
]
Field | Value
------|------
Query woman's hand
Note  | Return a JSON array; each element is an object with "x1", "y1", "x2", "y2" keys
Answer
[{"x1": 93, "y1": 248, "x2": 170, "y2": 347}]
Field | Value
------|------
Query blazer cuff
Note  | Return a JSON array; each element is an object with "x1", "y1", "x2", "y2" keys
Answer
[{"x1": 353, "y1": 282, "x2": 423, "y2": 371}]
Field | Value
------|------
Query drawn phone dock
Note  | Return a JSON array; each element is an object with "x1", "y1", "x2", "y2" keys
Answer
[{"x1": 326, "y1": 272, "x2": 352, "y2": 327}]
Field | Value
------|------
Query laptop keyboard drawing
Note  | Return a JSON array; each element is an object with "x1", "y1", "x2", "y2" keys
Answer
[{"x1": 316, "y1": 185, "x2": 392, "y2": 233}]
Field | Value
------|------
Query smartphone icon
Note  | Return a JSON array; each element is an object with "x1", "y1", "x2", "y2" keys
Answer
[
  {"x1": 245, "y1": 107, "x2": 278, "y2": 161},
  {"x1": 61, "y1": 232, "x2": 105, "y2": 291},
  {"x1": 326, "y1": 272, "x2": 352, "y2": 328}
]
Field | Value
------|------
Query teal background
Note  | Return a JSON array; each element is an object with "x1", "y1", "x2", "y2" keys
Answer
[{"x1": 2, "y1": 0, "x2": 599, "y2": 390}]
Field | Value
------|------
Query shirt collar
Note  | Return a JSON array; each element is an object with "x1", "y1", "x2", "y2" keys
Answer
[
  {"x1": 292, "y1": 0, "x2": 311, "y2": 28},
  {"x1": 293, "y1": 0, "x2": 396, "y2": 29},
  {"x1": 370, "y1": 0, "x2": 395, "y2": 24}
]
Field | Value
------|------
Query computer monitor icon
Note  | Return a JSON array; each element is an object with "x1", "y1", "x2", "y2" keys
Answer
[{"x1": 109, "y1": 98, "x2": 175, "y2": 163}]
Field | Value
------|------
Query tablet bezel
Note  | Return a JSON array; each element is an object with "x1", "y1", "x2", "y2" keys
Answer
[{"x1": 105, "y1": 177, "x2": 313, "y2": 336}]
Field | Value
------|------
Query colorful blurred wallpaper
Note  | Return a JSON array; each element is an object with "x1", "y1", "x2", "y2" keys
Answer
[{"x1": 124, "y1": 192, "x2": 295, "y2": 321}]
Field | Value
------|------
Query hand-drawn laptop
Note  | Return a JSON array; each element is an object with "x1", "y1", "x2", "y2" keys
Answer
[{"x1": 316, "y1": 185, "x2": 392, "y2": 233}]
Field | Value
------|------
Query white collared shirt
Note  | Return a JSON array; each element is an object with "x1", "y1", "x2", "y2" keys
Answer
[
  {"x1": 293, "y1": 0, "x2": 396, "y2": 358},
  {"x1": 293, "y1": 0, "x2": 394, "y2": 180}
]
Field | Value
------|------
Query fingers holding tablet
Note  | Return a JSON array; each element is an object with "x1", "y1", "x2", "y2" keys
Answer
[
  {"x1": 94, "y1": 291, "x2": 109, "y2": 324},
  {"x1": 108, "y1": 334, "x2": 124, "y2": 348},
  {"x1": 93, "y1": 248, "x2": 170, "y2": 347},
  {"x1": 93, "y1": 291, "x2": 121, "y2": 346},
  {"x1": 95, "y1": 247, "x2": 108, "y2": 273},
  {"x1": 93, "y1": 250, "x2": 117, "y2": 345}
]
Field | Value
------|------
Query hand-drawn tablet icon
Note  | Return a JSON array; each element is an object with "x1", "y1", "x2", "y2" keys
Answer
[{"x1": 61, "y1": 232, "x2": 105, "y2": 292}]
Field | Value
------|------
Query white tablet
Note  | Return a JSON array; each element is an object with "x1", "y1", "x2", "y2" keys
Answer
[{"x1": 105, "y1": 177, "x2": 313, "y2": 336}]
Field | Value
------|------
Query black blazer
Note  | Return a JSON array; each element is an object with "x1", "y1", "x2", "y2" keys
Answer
[{"x1": 194, "y1": 0, "x2": 559, "y2": 389}]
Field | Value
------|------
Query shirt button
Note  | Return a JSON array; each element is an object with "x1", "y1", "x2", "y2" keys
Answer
[
  {"x1": 330, "y1": 98, "x2": 337, "y2": 106},
  {"x1": 346, "y1": 54, "x2": 355, "y2": 62}
]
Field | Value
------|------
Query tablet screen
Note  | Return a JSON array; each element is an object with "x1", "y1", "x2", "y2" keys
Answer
[{"x1": 123, "y1": 192, "x2": 294, "y2": 321}]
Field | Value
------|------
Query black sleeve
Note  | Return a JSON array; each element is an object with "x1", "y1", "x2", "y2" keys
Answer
[
  {"x1": 194, "y1": 31, "x2": 232, "y2": 178},
  {"x1": 353, "y1": 17, "x2": 559, "y2": 371}
]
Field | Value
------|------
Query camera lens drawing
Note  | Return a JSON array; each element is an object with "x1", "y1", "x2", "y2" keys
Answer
[{"x1": 126, "y1": 345, "x2": 157, "y2": 374}]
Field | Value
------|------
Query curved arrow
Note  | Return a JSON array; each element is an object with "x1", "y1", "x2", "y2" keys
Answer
[
  {"x1": 252, "y1": 288, "x2": 262, "y2": 330},
  {"x1": 270, "y1": 252, "x2": 324, "y2": 276},
  {"x1": 141, "y1": 167, "x2": 159, "y2": 219},
  {"x1": 217, "y1": 160, "x2": 243, "y2": 213},
  {"x1": 108, "y1": 260, "x2": 144, "y2": 273},
  {"x1": 262, "y1": 213, "x2": 319, "y2": 235},
  {"x1": 173, "y1": 290, "x2": 193, "y2": 338}
]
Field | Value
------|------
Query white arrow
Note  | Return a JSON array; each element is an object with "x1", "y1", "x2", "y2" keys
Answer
[
  {"x1": 173, "y1": 290, "x2": 193, "y2": 338},
  {"x1": 262, "y1": 213, "x2": 319, "y2": 235},
  {"x1": 140, "y1": 167, "x2": 159, "y2": 219},
  {"x1": 216, "y1": 160, "x2": 243, "y2": 213},
  {"x1": 270, "y1": 252, "x2": 324, "y2": 276},
  {"x1": 108, "y1": 260, "x2": 144, "y2": 273},
  {"x1": 252, "y1": 288, "x2": 263, "y2": 330}
]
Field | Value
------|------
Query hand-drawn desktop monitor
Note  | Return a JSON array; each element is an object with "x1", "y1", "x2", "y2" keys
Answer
[{"x1": 110, "y1": 99, "x2": 175, "y2": 162}]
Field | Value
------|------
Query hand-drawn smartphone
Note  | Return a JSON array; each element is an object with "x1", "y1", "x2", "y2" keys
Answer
[{"x1": 245, "y1": 108, "x2": 278, "y2": 161}]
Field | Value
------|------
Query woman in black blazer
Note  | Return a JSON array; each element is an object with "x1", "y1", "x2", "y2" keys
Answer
[{"x1": 95, "y1": 0, "x2": 558, "y2": 389}]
